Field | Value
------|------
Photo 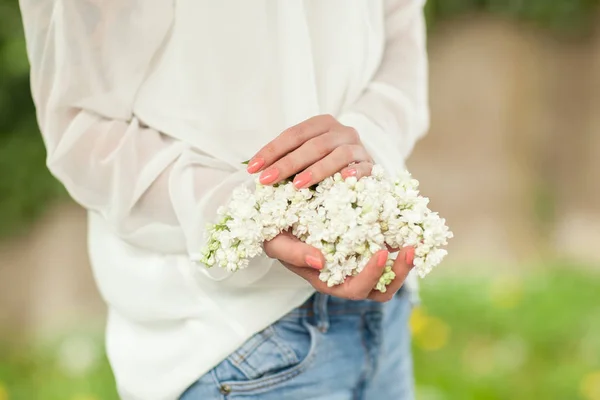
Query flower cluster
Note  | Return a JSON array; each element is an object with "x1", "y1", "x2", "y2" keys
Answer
[{"x1": 198, "y1": 165, "x2": 452, "y2": 292}]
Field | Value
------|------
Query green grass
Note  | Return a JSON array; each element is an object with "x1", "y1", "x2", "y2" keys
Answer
[
  {"x1": 413, "y1": 267, "x2": 600, "y2": 400},
  {"x1": 0, "y1": 268, "x2": 599, "y2": 400},
  {"x1": 0, "y1": 334, "x2": 118, "y2": 400}
]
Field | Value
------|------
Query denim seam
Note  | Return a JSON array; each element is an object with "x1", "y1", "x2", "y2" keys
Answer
[
  {"x1": 365, "y1": 311, "x2": 383, "y2": 383},
  {"x1": 219, "y1": 319, "x2": 319, "y2": 394},
  {"x1": 354, "y1": 312, "x2": 369, "y2": 400},
  {"x1": 286, "y1": 306, "x2": 384, "y2": 318},
  {"x1": 229, "y1": 326, "x2": 275, "y2": 368},
  {"x1": 314, "y1": 293, "x2": 330, "y2": 332},
  {"x1": 209, "y1": 369, "x2": 226, "y2": 400},
  {"x1": 270, "y1": 325, "x2": 301, "y2": 365}
]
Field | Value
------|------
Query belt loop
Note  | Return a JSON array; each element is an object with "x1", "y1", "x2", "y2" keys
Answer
[{"x1": 313, "y1": 293, "x2": 330, "y2": 333}]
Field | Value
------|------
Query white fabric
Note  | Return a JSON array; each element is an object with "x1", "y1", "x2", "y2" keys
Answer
[{"x1": 19, "y1": 0, "x2": 429, "y2": 398}]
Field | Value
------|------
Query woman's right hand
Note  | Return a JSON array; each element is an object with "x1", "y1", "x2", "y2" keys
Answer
[{"x1": 263, "y1": 232, "x2": 414, "y2": 302}]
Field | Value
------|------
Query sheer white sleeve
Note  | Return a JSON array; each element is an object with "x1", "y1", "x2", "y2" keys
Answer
[
  {"x1": 18, "y1": 0, "x2": 251, "y2": 266},
  {"x1": 339, "y1": 0, "x2": 430, "y2": 170}
]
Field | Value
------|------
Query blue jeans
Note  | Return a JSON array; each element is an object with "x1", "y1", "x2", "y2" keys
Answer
[{"x1": 180, "y1": 287, "x2": 414, "y2": 400}]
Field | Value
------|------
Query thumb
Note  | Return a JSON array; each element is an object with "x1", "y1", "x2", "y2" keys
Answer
[{"x1": 264, "y1": 231, "x2": 325, "y2": 270}]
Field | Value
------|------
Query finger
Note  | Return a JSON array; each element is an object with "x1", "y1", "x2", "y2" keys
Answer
[
  {"x1": 260, "y1": 131, "x2": 348, "y2": 185},
  {"x1": 284, "y1": 250, "x2": 397, "y2": 301},
  {"x1": 368, "y1": 247, "x2": 415, "y2": 302},
  {"x1": 334, "y1": 250, "x2": 389, "y2": 300},
  {"x1": 263, "y1": 231, "x2": 325, "y2": 270},
  {"x1": 292, "y1": 144, "x2": 371, "y2": 189},
  {"x1": 246, "y1": 114, "x2": 338, "y2": 174},
  {"x1": 282, "y1": 262, "x2": 333, "y2": 292},
  {"x1": 340, "y1": 161, "x2": 374, "y2": 180}
]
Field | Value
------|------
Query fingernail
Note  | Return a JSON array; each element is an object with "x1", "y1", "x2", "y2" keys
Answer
[
  {"x1": 293, "y1": 171, "x2": 312, "y2": 188},
  {"x1": 405, "y1": 248, "x2": 415, "y2": 266},
  {"x1": 259, "y1": 168, "x2": 279, "y2": 184},
  {"x1": 305, "y1": 255, "x2": 323, "y2": 270},
  {"x1": 246, "y1": 157, "x2": 265, "y2": 173},
  {"x1": 377, "y1": 251, "x2": 388, "y2": 267},
  {"x1": 344, "y1": 169, "x2": 357, "y2": 178}
]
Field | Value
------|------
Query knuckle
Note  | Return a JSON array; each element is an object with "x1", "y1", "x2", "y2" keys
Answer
[
  {"x1": 345, "y1": 127, "x2": 360, "y2": 143},
  {"x1": 283, "y1": 127, "x2": 304, "y2": 147},
  {"x1": 320, "y1": 114, "x2": 336, "y2": 125},
  {"x1": 263, "y1": 143, "x2": 277, "y2": 158},
  {"x1": 339, "y1": 145, "x2": 356, "y2": 161},
  {"x1": 280, "y1": 157, "x2": 297, "y2": 175},
  {"x1": 294, "y1": 128, "x2": 308, "y2": 146},
  {"x1": 312, "y1": 136, "x2": 332, "y2": 158}
]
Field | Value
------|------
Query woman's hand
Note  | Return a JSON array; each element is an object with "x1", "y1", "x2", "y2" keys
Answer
[
  {"x1": 247, "y1": 114, "x2": 374, "y2": 188},
  {"x1": 263, "y1": 231, "x2": 415, "y2": 302},
  {"x1": 251, "y1": 114, "x2": 414, "y2": 301}
]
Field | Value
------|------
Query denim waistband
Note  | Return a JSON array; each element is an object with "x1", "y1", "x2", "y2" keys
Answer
[{"x1": 285, "y1": 285, "x2": 411, "y2": 333}]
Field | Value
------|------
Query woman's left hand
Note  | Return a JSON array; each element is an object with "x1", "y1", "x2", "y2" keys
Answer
[{"x1": 246, "y1": 114, "x2": 374, "y2": 188}]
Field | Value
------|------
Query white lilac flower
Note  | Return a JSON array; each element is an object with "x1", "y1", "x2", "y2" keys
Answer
[{"x1": 197, "y1": 165, "x2": 453, "y2": 292}]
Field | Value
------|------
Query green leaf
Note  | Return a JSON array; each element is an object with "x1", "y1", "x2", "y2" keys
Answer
[{"x1": 241, "y1": 160, "x2": 250, "y2": 165}]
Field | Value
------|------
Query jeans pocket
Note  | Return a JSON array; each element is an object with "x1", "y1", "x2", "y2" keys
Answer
[{"x1": 213, "y1": 317, "x2": 318, "y2": 394}]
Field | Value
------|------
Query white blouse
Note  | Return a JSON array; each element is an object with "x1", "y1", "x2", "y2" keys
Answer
[{"x1": 19, "y1": 0, "x2": 429, "y2": 399}]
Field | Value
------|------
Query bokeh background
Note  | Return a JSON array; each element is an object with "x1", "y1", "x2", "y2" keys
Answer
[{"x1": 1, "y1": 1, "x2": 600, "y2": 399}]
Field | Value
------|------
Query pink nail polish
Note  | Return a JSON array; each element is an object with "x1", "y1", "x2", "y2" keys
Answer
[
  {"x1": 293, "y1": 171, "x2": 312, "y2": 188},
  {"x1": 344, "y1": 169, "x2": 357, "y2": 178},
  {"x1": 377, "y1": 251, "x2": 388, "y2": 267},
  {"x1": 405, "y1": 248, "x2": 415, "y2": 266},
  {"x1": 259, "y1": 168, "x2": 279, "y2": 184},
  {"x1": 305, "y1": 255, "x2": 323, "y2": 270},
  {"x1": 247, "y1": 157, "x2": 265, "y2": 173}
]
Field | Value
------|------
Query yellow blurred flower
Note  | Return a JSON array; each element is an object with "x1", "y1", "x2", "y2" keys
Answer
[
  {"x1": 489, "y1": 275, "x2": 523, "y2": 309},
  {"x1": 581, "y1": 370, "x2": 600, "y2": 400},
  {"x1": 411, "y1": 307, "x2": 451, "y2": 351},
  {"x1": 0, "y1": 382, "x2": 8, "y2": 400},
  {"x1": 409, "y1": 306, "x2": 429, "y2": 336}
]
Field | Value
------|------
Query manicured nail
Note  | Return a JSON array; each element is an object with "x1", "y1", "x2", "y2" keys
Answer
[
  {"x1": 377, "y1": 251, "x2": 388, "y2": 267},
  {"x1": 344, "y1": 169, "x2": 357, "y2": 178},
  {"x1": 246, "y1": 157, "x2": 265, "y2": 173},
  {"x1": 259, "y1": 168, "x2": 279, "y2": 184},
  {"x1": 293, "y1": 171, "x2": 312, "y2": 188},
  {"x1": 305, "y1": 255, "x2": 323, "y2": 270},
  {"x1": 405, "y1": 248, "x2": 415, "y2": 266}
]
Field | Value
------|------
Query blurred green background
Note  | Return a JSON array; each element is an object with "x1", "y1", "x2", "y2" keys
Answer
[{"x1": 1, "y1": 1, "x2": 600, "y2": 399}]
